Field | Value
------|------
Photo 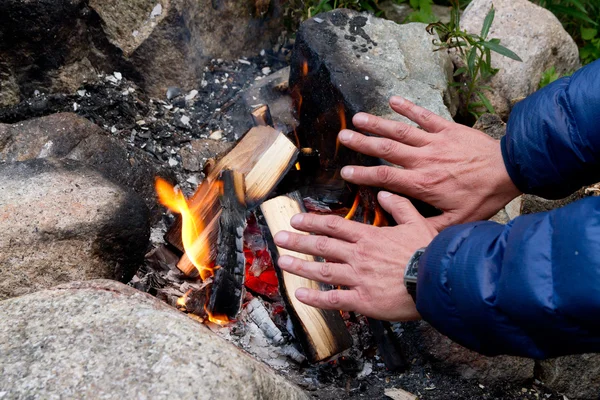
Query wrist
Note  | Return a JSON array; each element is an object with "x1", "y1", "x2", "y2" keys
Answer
[{"x1": 404, "y1": 247, "x2": 426, "y2": 304}]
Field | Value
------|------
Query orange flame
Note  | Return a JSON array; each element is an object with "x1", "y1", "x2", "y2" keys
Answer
[
  {"x1": 155, "y1": 177, "x2": 212, "y2": 279},
  {"x1": 344, "y1": 192, "x2": 360, "y2": 220},
  {"x1": 335, "y1": 104, "x2": 346, "y2": 159},
  {"x1": 302, "y1": 60, "x2": 308, "y2": 77},
  {"x1": 373, "y1": 205, "x2": 388, "y2": 227},
  {"x1": 205, "y1": 306, "x2": 230, "y2": 325},
  {"x1": 177, "y1": 288, "x2": 193, "y2": 308}
]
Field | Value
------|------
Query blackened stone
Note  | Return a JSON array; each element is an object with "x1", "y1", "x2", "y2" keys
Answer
[{"x1": 290, "y1": 9, "x2": 456, "y2": 167}]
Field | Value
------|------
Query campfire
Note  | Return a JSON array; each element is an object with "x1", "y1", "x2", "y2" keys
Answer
[{"x1": 152, "y1": 56, "x2": 407, "y2": 368}]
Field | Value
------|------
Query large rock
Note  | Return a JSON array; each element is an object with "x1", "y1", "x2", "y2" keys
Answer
[
  {"x1": 418, "y1": 323, "x2": 534, "y2": 384},
  {"x1": 0, "y1": 280, "x2": 308, "y2": 400},
  {"x1": 537, "y1": 354, "x2": 600, "y2": 400},
  {"x1": 459, "y1": 0, "x2": 580, "y2": 119},
  {"x1": 290, "y1": 10, "x2": 456, "y2": 166},
  {"x1": 0, "y1": 112, "x2": 172, "y2": 216},
  {"x1": 0, "y1": 0, "x2": 284, "y2": 105},
  {"x1": 0, "y1": 159, "x2": 149, "y2": 300}
]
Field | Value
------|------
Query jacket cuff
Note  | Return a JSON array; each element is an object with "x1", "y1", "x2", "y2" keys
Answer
[{"x1": 501, "y1": 135, "x2": 528, "y2": 194}]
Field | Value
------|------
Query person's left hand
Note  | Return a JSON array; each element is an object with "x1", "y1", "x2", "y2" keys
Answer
[{"x1": 273, "y1": 191, "x2": 437, "y2": 321}]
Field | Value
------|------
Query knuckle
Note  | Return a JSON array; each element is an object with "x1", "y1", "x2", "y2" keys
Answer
[
  {"x1": 377, "y1": 139, "x2": 397, "y2": 157},
  {"x1": 353, "y1": 243, "x2": 370, "y2": 262},
  {"x1": 325, "y1": 215, "x2": 342, "y2": 232},
  {"x1": 375, "y1": 166, "x2": 394, "y2": 185},
  {"x1": 320, "y1": 262, "x2": 333, "y2": 280},
  {"x1": 327, "y1": 290, "x2": 340, "y2": 305},
  {"x1": 369, "y1": 115, "x2": 381, "y2": 131},
  {"x1": 420, "y1": 108, "x2": 434, "y2": 122},
  {"x1": 315, "y1": 236, "x2": 330, "y2": 253},
  {"x1": 393, "y1": 123, "x2": 411, "y2": 141}
]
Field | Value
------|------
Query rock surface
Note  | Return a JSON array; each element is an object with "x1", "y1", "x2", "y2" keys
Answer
[
  {"x1": 292, "y1": 9, "x2": 456, "y2": 123},
  {"x1": 418, "y1": 323, "x2": 535, "y2": 384},
  {"x1": 0, "y1": 0, "x2": 284, "y2": 104},
  {"x1": 0, "y1": 112, "x2": 172, "y2": 216},
  {"x1": 459, "y1": 0, "x2": 580, "y2": 119},
  {"x1": 0, "y1": 159, "x2": 149, "y2": 300},
  {"x1": 0, "y1": 280, "x2": 308, "y2": 400},
  {"x1": 290, "y1": 9, "x2": 456, "y2": 167},
  {"x1": 537, "y1": 354, "x2": 600, "y2": 400}
]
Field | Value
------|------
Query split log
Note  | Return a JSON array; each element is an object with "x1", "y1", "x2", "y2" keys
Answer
[
  {"x1": 251, "y1": 105, "x2": 274, "y2": 127},
  {"x1": 260, "y1": 191, "x2": 352, "y2": 363},
  {"x1": 168, "y1": 126, "x2": 298, "y2": 276},
  {"x1": 206, "y1": 170, "x2": 247, "y2": 320}
]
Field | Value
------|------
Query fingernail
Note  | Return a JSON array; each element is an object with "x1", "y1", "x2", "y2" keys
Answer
[
  {"x1": 341, "y1": 166, "x2": 354, "y2": 179},
  {"x1": 391, "y1": 96, "x2": 405, "y2": 106},
  {"x1": 338, "y1": 130, "x2": 354, "y2": 142},
  {"x1": 296, "y1": 288, "x2": 308, "y2": 300},
  {"x1": 274, "y1": 231, "x2": 289, "y2": 245},
  {"x1": 379, "y1": 191, "x2": 392, "y2": 199},
  {"x1": 278, "y1": 256, "x2": 292, "y2": 268},
  {"x1": 352, "y1": 113, "x2": 368, "y2": 126},
  {"x1": 290, "y1": 214, "x2": 304, "y2": 225}
]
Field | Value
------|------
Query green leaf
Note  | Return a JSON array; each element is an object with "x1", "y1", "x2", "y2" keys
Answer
[
  {"x1": 550, "y1": 5, "x2": 596, "y2": 25},
  {"x1": 481, "y1": 41, "x2": 523, "y2": 62},
  {"x1": 477, "y1": 92, "x2": 495, "y2": 113},
  {"x1": 481, "y1": 6, "x2": 495, "y2": 39},
  {"x1": 467, "y1": 47, "x2": 477, "y2": 75},
  {"x1": 568, "y1": 0, "x2": 588, "y2": 14},
  {"x1": 581, "y1": 27, "x2": 598, "y2": 41},
  {"x1": 453, "y1": 67, "x2": 467, "y2": 76}
]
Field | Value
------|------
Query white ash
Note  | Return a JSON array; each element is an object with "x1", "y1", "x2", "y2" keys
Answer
[
  {"x1": 247, "y1": 298, "x2": 284, "y2": 345},
  {"x1": 150, "y1": 3, "x2": 162, "y2": 18}
]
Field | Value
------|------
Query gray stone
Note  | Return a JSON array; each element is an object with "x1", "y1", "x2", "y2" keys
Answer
[
  {"x1": 89, "y1": 0, "x2": 285, "y2": 97},
  {"x1": 0, "y1": 159, "x2": 149, "y2": 300},
  {"x1": 180, "y1": 139, "x2": 234, "y2": 172},
  {"x1": 537, "y1": 354, "x2": 600, "y2": 400},
  {"x1": 292, "y1": 10, "x2": 457, "y2": 125},
  {"x1": 0, "y1": 112, "x2": 173, "y2": 217},
  {"x1": 418, "y1": 323, "x2": 535, "y2": 384},
  {"x1": 0, "y1": 0, "x2": 284, "y2": 104},
  {"x1": 0, "y1": 280, "x2": 308, "y2": 400},
  {"x1": 472, "y1": 113, "x2": 506, "y2": 141},
  {"x1": 459, "y1": 0, "x2": 580, "y2": 119}
]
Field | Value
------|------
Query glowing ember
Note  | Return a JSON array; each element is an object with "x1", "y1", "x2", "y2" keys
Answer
[
  {"x1": 155, "y1": 177, "x2": 213, "y2": 280},
  {"x1": 177, "y1": 289, "x2": 193, "y2": 308},
  {"x1": 302, "y1": 60, "x2": 309, "y2": 77}
]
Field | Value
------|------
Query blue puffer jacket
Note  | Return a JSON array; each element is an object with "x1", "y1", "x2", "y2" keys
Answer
[{"x1": 416, "y1": 59, "x2": 600, "y2": 359}]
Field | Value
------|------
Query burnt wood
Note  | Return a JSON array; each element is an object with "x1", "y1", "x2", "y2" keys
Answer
[
  {"x1": 260, "y1": 191, "x2": 352, "y2": 363},
  {"x1": 206, "y1": 170, "x2": 247, "y2": 320},
  {"x1": 166, "y1": 125, "x2": 298, "y2": 259},
  {"x1": 251, "y1": 104, "x2": 274, "y2": 127}
]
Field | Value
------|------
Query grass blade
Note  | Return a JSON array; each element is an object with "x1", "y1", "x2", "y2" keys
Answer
[{"x1": 481, "y1": 6, "x2": 495, "y2": 39}]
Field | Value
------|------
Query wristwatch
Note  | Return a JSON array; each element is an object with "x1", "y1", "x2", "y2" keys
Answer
[{"x1": 404, "y1": 247, "x2": 426, "y2": 303}]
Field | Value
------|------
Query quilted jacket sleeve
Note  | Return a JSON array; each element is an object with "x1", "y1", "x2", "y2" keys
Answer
[
  {"x1": 416, "y1": 60, "x2": 600, "y2": 358},
  {"x1": 502, "y1": 59, "x2": 600, "y2": 199}
]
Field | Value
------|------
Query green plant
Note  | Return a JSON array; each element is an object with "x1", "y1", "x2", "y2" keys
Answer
[
  {"x1": 538, "y1": 66, "x2": 574, "y2": 89},
  {"x1": 427, "y1": 1, "x2": 522, "y2": 119},
  {"x1": 402, "y1": 0, "x2": 438, "y2": 23},
  {"x1": 536, "y1": 0, "x2": 600, "y2": 64}
]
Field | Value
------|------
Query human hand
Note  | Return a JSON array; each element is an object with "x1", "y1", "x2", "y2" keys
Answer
[
  {"x1": 273, "y1": 192, "x2": 437, "y2": 321},
  {"x1": 338, "y1": 96, "x2": 521, "y2": 231}
]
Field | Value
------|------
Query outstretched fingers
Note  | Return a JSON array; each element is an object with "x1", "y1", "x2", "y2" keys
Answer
[
  {"x1": 278, "y1": 256, "x2": 356, "y2": 286},
  {"x1": 351, "y1": 113, "x2": 431, "y2": 147},
  {"x1": 294, "y1": 287, "x2": 359, "y2": 311},
  {"x1": 290, "y1": 213, "x2": 362, "y2": 243},
  {"x1": 390, "y1": 96, "x2": 452, "y2": 133},
  {"x1": 274, "y1": 231, "x2": 351, "y2": 262},
  {"x1": 341, "y1": 165, "x2": 422, "y2": 198},
  {"x1": 338, "y1": 129, "x2": 421, "y2": 167}
]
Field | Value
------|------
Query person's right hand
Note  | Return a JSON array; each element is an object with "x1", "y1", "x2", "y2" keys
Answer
[{"x1": 339, "y1": 96, "x2": 521, "y2": 231}]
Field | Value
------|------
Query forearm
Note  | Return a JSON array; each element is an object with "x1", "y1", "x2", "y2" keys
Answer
[
  {"x1": 503, "y1": 59, "x2": 600, "y2": 198},
  {"x1": 416, "y1": 197, "x2": 600, "y2": 358}
]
